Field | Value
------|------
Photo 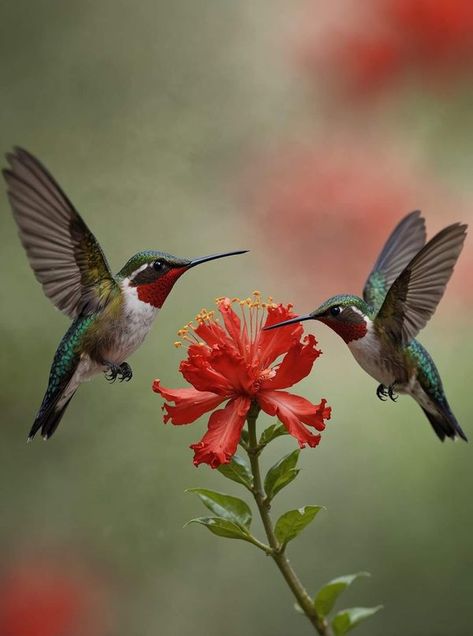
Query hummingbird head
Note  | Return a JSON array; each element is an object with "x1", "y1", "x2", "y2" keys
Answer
[
  {"x1": 264, "y1": 295, "x2": 370, "y2": 343},
  {"x1": 117, "y1": 249, "x2": 247, "y2": 308}
]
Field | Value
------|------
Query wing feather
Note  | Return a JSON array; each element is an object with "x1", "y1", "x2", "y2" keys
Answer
[
  {"x1": 363, "y1": 210, "x2": 426, "y2": 311},
  {"x1": 3, "y1": 148, "x2": 118, "y2": 318},
  {"x1": 376, "y1": 223, "x2": 467, "y2": 345}
]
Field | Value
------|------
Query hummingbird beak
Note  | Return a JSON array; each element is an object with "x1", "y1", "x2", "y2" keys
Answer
[
  {"x1": 188, "y1": 250, "x2": 248, "y2": 268},
  {"x1": 263, "y1": 313, "x2": 314, "y2": 331}
]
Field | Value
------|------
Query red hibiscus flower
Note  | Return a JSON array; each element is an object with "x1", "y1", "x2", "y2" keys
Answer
[{"x1": 153, "y1": 293, "x2": 331, "y2": 468}]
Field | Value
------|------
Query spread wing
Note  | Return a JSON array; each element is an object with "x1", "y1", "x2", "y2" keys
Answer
[
  {"x1": 363, "y1": 210, "x2": 426, "y2": 312},
  {"x1": 3, "y1": 147, "x2": 119, "y2": 318},
  {"x1": 376, "y1": 223, "x2": 467, "y2": 346}
]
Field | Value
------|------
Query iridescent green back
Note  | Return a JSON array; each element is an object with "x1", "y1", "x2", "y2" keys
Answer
[
  {"x1": 405, "y1": 339, "x2": 445, "y2": 404},
  {"x1": 39, "y1": 316, "x2": 94, "y2": 414}
]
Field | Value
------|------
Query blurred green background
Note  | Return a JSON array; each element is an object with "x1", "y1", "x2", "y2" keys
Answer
[{"x1": 0, "y1": 1, "x2": 472, "y2": 635}]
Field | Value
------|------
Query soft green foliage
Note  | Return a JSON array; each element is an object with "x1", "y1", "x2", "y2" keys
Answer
[
  {"x1": 274, "y1": 506, "x2": 323, "y2": 546},
  {"x1": 331, "y1": 606, "x2": 383, "y2": 635},
  {"x1": 186, "y1": 488, "x2": 251, "y2": 528},
  {"x1": 264, "y1": 449, "x2": 300, "y2": 500},
  {"x1": 314, "y1": 573, "x2": 370, "y2": 617},
  {"x1": 259, "y1": 422, "x2": 288, "y2": 447},
  {"x1": 217, "y1": 454, "x2": 253, "y2": 490},
  {"x1": 185, "y1": 517, "x2": 253, "y2": 542}
]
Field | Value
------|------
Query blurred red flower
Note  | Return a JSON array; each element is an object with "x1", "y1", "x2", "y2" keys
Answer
[
  {"x1": 300, "y1": 0, "x2": 473, "y2": 98},
  {"x1": 154, "y1": 294, "x2": 331, "y2": 468},
  {"x1": 0, "y1": 556, "x2": 108, "y2": 636},
  {"x1": 244, "y1": 137, "x2": 472, "y2": 306},
  {"x1": 244, "y1": 140, "x2": 428, "y2": 302}
]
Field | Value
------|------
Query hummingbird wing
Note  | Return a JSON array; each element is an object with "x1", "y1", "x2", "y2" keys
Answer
[
  {"x1": 363, "y1": 210, "x2": 426, "y2": 312},
  {"x1": 3, "y1": 148, "x2": 119, "y2": 318},
  {"x1": 375, "y1": 223, "x2": 467, "y2": 346}
]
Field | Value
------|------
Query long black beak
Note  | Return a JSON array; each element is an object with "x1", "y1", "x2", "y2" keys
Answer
[
  {"x1": 263, "y1": 313, "x2": 314, "y2": 331},
  {"x1": 188, "y1": 250, "x2": 248, "y2": 268}
]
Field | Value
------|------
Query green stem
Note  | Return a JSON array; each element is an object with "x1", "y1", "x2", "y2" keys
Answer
[{"x1": 246, "y1": 403, "x2": 332, "y2": 636}]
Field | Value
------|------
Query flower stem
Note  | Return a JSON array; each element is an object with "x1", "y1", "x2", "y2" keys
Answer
[{"x1": 246, "y1": 404, "x2": 332, "y2": 636}]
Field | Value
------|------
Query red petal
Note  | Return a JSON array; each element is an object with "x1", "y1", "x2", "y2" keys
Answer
[
  {"x1": 179, "y1": 351, "x2": 236, "y2": 395},
  {"x1": 258, "y1": 390, "x2": 331, "y2": 448},
  {"x1": 217, "y1": 298, "x2": 248, "y2": 350},
  {"x1": 152, "y1": 380, "x2": 225, "y2": 425},
  {"x1": 207, "y1": 346, "x2": 254, "y2": 394},
  {"x1": 193, "y1": 320, "x2": 229, "y2": 348},
  {"x1": 190, "y1": 396, "x2": 251, "y2": 468},
  {"x1": 262, "y1": 334, "x2": 321, "y2": 390},
  {"x1": 257, "y1": 304, "x2": 303, "y2": 367}
]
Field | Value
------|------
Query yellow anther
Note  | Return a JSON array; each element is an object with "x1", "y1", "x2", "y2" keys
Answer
[
  {"x1": 253, "y1": 290, "x2": 261, "y2": 297},
  {"x1": 174, "y1": 341, "x2": 183, "y2": 348}
]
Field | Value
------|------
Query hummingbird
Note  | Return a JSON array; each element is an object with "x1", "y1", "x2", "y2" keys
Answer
[
  {"x1": 266, "y1": 210, "x2": 468, "y2": 442},
  {"x1": 3, "y1": 148, "x2": 247, "y2": 440}
]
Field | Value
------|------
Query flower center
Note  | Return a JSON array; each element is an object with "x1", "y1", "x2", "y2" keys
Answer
[{"x1": 172, "y1": 291, "x2": 283, "y2": 358}]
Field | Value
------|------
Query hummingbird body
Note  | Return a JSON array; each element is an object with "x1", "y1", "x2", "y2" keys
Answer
[
  {"x1": 35, "y1": 280, "x2": 157, "y2": 428},
  {"x1": 3, "y1": 148, "x2": 246, "y2": 439},
  {"x1": 267, "y1": 211, "x2": 468, "y2": 441}
]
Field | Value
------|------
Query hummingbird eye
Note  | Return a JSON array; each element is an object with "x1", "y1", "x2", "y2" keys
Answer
[
  {"x1": 330, "y1": 306, "x2": 341, "y2": 317},
  {"x1": 153, "y1": 260, "x2": 164, "y2": 271}
]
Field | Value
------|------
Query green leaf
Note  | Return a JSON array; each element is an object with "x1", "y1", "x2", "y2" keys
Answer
[
  {"x1": 186, "y1": 488, "x2": 252, "y2": 528},
  {"x1": 314, "y1": 573, "x2": 370, "y2": 617},
  {"x1": 332, "y1": 606, "x2": 383, "y2": 635},
  {"x1": 259, "y1": 422, "x2": 288, "y2": 446},
  {"x1": 274, "y1": 506, "x2": 323, "y2": 546},
  {"x1": 264, "y1": 449, "x2": 300, "y2": 500},
  {"x1": 185, "y1": 517, "x2": 253, "y2": 542},
  {"x1": 217, "y1": 454, "x2": 253, "y2": 489}
]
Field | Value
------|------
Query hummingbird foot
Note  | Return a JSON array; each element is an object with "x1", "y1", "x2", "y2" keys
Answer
[
  {"x1": 388, "y1": 384, "x2": 398, "y2": 402},
  {"x1": 118, "y1": 362, "x2": 133, "y2": 382},
  {"x1": 104, "y1": 362, "x2": 133, "y2": 383},
  {"x1": 104, "y1": 363, "x2": 121, "y2": 383},
  {"x1": 376, "y1": 384, "x2": 388, "y2": 401}
]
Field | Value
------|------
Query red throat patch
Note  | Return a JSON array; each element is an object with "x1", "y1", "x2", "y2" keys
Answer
[
  {"x1": 318, "y1": 317, "x2": 367, "y2": 343},
  {"x1": 136, "y1": 267, "x2": 187, "y2": 308}
]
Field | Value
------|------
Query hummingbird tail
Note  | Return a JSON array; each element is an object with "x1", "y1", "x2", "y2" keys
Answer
[
  {"x1": 421, "y1": 405, "x2": 467, "y2": 442},
  {"x1": 28, "y1": 392, "x2": 76, "y2": 441}
]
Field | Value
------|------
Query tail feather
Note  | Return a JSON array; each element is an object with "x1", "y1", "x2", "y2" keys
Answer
[
  {"x1": 28, "y1": 392, "x2": 76, "y2": 441},
  {"x1": 421, "y1": 405, "x2": 467, "y2": 442}
]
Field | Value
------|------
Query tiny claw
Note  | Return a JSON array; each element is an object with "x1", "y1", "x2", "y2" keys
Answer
[
  {"x1": 119, "y1": 362, "x2": 133, "y2": 382},
  {"x1": 388, "y1": 385, "x2": 398, "y2": 402},
  {"x1": 376, "y1": 384, "x2": 388, "y2": 401},
  {"x1": 104, "y1": 363, "x2": 121, "y2": 383}
]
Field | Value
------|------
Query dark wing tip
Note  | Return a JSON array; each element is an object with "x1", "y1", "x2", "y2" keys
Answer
[
  {"x1": 2, "y1": 167, "x2": 13, "y2": 182},
  {"x1": 5, "y1": 147, "x2": 28, "y2": 165},
  {"x1": 5, "y1": 147, "x2": 46, "y2": 175},
  {"x1": 12, "y1": 146, "x2": 32, "y2": 159}
]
